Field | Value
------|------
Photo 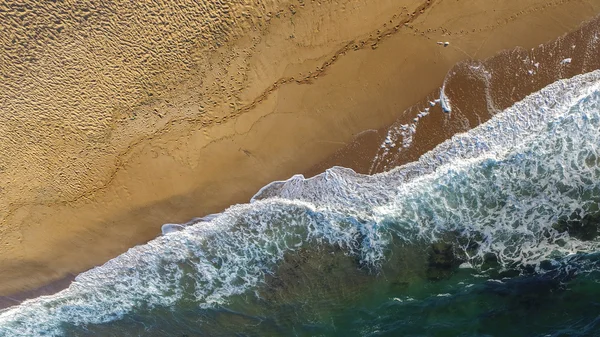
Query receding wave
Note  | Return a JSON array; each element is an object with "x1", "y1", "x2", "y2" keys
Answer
[{"x1": 2, "y1": 70, "x2": 600, "y2": 336}]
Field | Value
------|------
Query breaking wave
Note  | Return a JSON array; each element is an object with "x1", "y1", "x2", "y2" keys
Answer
[{"x1": 1, "y1": 70, "x2": 600, "y2": 336}]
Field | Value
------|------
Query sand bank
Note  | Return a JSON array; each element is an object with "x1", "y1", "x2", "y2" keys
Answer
[{"x1": 1, "y1": 0, "x2": 600, "y2": 299}]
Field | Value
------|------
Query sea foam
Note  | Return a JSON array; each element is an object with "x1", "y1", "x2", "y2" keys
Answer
[{"x1": 1, "y1": 70, "x2": 600, "y2": 336}]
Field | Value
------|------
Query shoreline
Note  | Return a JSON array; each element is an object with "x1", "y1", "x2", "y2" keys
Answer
[
  {"x1": 1, "y1": 0, "x2": 600, "y2": 304},
  {"x1": 306, "y1": 13, "x2": 600, "y2": 177}
]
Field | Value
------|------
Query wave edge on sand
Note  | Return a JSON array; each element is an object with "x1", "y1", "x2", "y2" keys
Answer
[{"x1": 1, "y1": 66, "x2": 600, "y2": 336}]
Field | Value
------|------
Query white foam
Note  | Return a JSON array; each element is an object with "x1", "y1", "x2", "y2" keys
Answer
[
  {"x1": 2, "y1": 70, "x2": 600, "y2": 336},
  {"x1": 440, "y1": 81, "x2": 452, "y2": 113},
  {"x1": 161, "y1": 223, "x2": 185, "y2": 235},
  {"x1": 254, "y1": 70, "x2": 600, "y2": 207},
  {"x1": 252, "y1": 70, "x2": 600, "y2": 268}
]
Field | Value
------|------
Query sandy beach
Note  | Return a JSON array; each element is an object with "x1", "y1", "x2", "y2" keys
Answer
[
  {"x1": 1, "y1": 0, "x2": 600, "y2": 303},
  {"x1": 308, "y1": 12, "x2": 600, "y2": 177}
]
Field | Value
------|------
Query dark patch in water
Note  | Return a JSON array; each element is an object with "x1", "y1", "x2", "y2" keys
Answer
[
  {"x1": 426, "y1": 241, "x2": 461, "y2": 280},
  {"x1": 553, "y1": 210, "x2": 600, "y2": 241},
  {"x1": 259, "y1": 244, "x2": 371, "y2": 305}
]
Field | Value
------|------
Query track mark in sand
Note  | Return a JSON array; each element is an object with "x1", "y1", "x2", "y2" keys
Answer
[
  {"x1": 0, "y1": 1, "x2": 438, "y2": 226},
  {"x1": 407, "y1": 0, "x2": 584, "y2": 58}
]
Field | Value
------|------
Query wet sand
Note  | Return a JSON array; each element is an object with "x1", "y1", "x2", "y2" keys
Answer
[
  {"x1": 308, "y1": 14, "x2": 600, "y2": 176},
  {"x1": 1, "y1": 0, "x2": 600, "y2": 303}
]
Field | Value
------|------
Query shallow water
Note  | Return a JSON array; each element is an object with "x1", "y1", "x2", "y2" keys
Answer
[{"x1": 2, "y1": 71, "x2": 600, "y2": 336}]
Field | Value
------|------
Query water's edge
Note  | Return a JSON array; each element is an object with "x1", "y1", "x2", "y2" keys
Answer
[{"x1": 1, "y1": 67, "x2": 599, "y2": 336}]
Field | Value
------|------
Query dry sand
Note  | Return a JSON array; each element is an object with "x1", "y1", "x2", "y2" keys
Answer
[{"x1": 1, "y1": 0, "x2": 600, "y2": 299}]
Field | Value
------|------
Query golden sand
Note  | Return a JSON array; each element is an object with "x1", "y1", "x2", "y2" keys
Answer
[
  {"x1": 310, "y1": 13, "x2": 600, "y2": 176},
  {"x1": 1, "y1": 0, "x2": 600, "y2": 295}
]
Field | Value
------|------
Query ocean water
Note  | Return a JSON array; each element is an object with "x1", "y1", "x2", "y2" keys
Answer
[{"x1": 2, "y1": 70, "x2": 600, "y2": 336}]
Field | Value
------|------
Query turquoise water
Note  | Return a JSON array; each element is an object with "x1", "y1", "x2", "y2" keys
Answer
[{"x1": 2, "y1": 71, "x2": 600, "y2": 336}]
